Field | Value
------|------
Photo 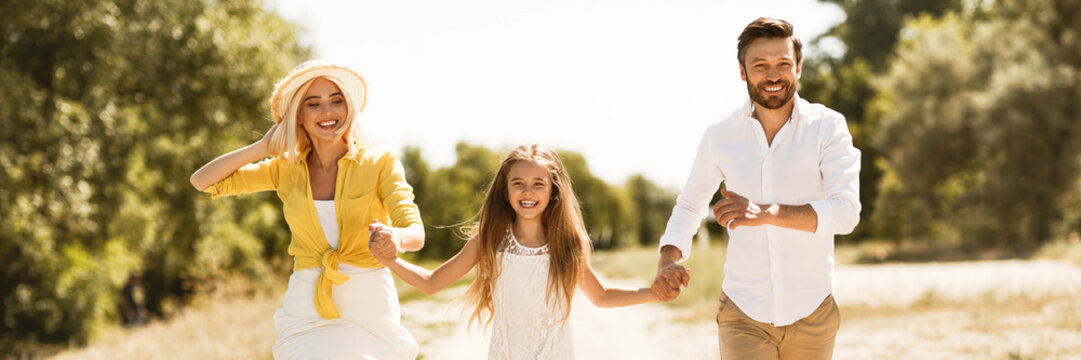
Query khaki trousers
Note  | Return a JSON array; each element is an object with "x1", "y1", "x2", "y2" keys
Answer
[{"x1": 716, "y1": 292, "x2": 840, "y2": 360}]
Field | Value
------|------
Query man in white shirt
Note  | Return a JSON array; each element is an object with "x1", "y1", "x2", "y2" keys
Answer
[{"x1": 651, "y1": 17, "x2": 861, "y2": 359}]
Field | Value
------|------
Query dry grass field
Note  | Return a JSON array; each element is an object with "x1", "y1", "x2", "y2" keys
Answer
[{"x1": 49, "y1": 242, "x2": 1081, "y2": 359}]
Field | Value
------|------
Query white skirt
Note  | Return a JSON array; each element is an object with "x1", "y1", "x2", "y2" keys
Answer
[{"x1": 272, "y1": 266, "x2": 418, "y2": 360}]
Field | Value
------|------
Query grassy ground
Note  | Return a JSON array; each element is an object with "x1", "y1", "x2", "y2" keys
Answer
[
  {"x1": 46, "y1": 239, "x2": 1081, "y2": 359},
  {"x1": 50, "y1": 292, "x2": 280, "y2": 360}
]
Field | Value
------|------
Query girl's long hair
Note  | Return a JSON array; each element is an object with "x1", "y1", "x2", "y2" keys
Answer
[{"x1": 463, "y1": 144, "x2": 591, "y2": 329}]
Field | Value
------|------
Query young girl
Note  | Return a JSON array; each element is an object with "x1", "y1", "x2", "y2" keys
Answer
[{"x1": 367, "y1": 144, "x2": 656, "y2": 359}]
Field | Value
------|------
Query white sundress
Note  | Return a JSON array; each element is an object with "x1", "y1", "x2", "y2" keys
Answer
[
  {"x1": 488, "y1": 228, "x2": 573, "y2": 359},
  {"x1": 271, "y1": 200, "x2": 418, "y2": 360}
]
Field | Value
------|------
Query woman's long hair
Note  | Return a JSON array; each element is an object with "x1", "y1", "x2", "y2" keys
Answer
[{"x1": 463, "y1": 144, "x2": 591, "y2": 328}]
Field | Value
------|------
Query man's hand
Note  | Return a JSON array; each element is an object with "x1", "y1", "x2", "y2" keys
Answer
[
  {"x1": 652, "y1": 245, "x2": 690, "y2": 302},
  {"x1": 368, "y1": 220, "x2": 400, "y2": 262},
  {"x1": 713, "y1": 190, "x2": 771, "y2": 230}
]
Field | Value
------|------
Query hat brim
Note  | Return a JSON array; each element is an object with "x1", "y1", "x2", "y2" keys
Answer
[{"x1": 271, "y1": 62, "x2": 367, "y2": 124}]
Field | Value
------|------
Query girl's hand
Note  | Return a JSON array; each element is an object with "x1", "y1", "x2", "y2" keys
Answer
[{"x1": 368, "y1": 220, "x2": 400, "y2": 262}]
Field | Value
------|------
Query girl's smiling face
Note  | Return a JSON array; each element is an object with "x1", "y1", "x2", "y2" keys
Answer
[{"x1": 506, "y1": 160, "x2": 552, "y2": 221}]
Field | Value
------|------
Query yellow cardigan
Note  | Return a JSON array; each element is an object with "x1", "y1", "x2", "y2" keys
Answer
[{"x1": 203, "y1": 146, "x2": 422, "y2": 319}]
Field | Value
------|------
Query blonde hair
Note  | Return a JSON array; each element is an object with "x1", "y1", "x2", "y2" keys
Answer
[
  {"x1": 267, "y1": 76, "x2": 372, "y2": 160},
  {"x1": 463, "y1": 144, "x2": 591, "y2": 328}
]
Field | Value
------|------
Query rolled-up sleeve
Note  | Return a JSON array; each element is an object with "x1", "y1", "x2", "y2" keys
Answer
[
  {"x1": 203, "y1": 157, "x2": 281, "y2": 199},
  {"x1": 659, "y1": 127, "x2": 725, "y2": 262},
  {"x1": 810, "y1": 116, "x2": 861, "y2": 236},
  {"x1": 377, "y1": 151, "x2": 423, "y2": 228}
]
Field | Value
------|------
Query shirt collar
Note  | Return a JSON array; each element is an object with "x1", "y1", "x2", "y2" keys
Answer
[
  {"x1": 343, "y1": 140, "x2": 365, "y2": 162},
  {"x1": 296, "y1": 141, "x2": 366, "y2": 164}
]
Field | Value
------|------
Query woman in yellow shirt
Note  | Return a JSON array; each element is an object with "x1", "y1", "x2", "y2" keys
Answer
[{"x1": 190, "y1": 60, "x2": 424, "y2": 360}]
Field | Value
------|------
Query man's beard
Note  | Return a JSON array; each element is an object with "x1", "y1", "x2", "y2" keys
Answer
[{"x1": 747, "y1": 78, "x2": 796, "y2": 110}]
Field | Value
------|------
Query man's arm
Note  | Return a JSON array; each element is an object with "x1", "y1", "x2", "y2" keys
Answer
[
  {"x1": 657, "y1": 125, "x2": 725, "y2": 262},
  {"x1": 712, "y1": 190, "x2": 818, "y2": 232},
  {"x1": 809, "y1": 115, "x2": 862, "y2": 235},
  {"x1": 652, "y1": 127, "x2": 724, "y2": 301}
]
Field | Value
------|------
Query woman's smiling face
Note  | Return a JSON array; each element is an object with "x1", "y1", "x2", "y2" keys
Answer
[{"x1": 298, "y1": 77, "x2": 348, "y2": 143}]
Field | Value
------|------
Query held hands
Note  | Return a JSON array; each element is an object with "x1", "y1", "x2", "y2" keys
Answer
[
  {"x1": 713, "y1": 190, "x2": 770, "y2": 230},
  {"x1": 652, "y1": 245, "x2": 690, "y2": 302},
  {"x1": 368, "y1": 220, "x2": 400, "y2": 263},
  {"x1": 651, "y1": 263, "x2": 690, "y2": 302}
]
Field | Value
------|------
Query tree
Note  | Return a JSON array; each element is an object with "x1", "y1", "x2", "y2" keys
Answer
[
  {"x1": 0, "y1": 0, "x2": 305, "y2": 349},
  {"x1": 560, "y1": 151, "x2": 633, "y2": 249},
  {"x1": 404, "y1": 143, "x2": 502, "y2": 260},
  {"x1": 801, "y1": 0, "x2": 965, "y2": 241},
  {"x1": 872, "y1": 0, "x2": 1081, "y2": 251},
  {"x1": 625, "y1": 174, "x2": 677, "y2": 246}
]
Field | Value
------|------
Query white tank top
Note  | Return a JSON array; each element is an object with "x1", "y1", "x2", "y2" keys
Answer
[
  {"x1": 313, "y1": 200, "x2": 340, "y2": 248},
  {"x1": 313, "y1": 200, "x2": 367, "y2": 273}
]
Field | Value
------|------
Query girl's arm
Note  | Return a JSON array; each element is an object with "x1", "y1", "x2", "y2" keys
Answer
[
  {"x1": 376, "y1": 235, "x2": 480, "y2": 295},
  {"x1": 190, "y1": 124, "x2": 276, "y2": 191},
  {"x1": 578, "y1": 263, "x2": 657, "y2": 308}
]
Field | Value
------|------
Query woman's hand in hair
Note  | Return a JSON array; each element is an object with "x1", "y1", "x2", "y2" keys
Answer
[
  {"x1": 190, "y1": 123, "x2": 278, "y2": 191},
  {"x1": 257, "y1": 123, "x2": 279, "y2": 157},
  {"x1": 368, "y1": 220, "x2": 400, "y2": 263}
]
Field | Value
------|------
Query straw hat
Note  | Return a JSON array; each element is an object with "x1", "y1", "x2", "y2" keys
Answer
[{"x1": 270, "y1": 60, "x2": 368, "y2": 124}]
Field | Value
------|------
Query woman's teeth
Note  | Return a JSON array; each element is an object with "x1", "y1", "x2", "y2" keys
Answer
[{"x1": 318, "y1": 120, "x2": 338, "y2": 130}]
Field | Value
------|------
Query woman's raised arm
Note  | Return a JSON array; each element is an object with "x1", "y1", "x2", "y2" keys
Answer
[{"x1": 190, "y1": 124, "x2": 277, "y2": 191}]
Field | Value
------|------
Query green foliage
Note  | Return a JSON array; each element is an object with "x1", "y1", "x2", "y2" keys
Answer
[
  {"x1": 404, "y1": 143, "x2": 502, "y2": 260},
  {"x1": 560, "y1": 151, "x2": 632, "y2": 249},
  {"x1": 872, "y1": 0, "x2": 1081, "y2": 251},
  {"x1": 818, "y1": 0, "x2": 965, "y2": 70},
  {"x1": 0, "y1": 0, "x2": 305, "y2": 349},
  {"x1": 803, "y1": 0, "x2": 966, "y2": 242},
  {"x1": 624, "y1": 174, "x2": 677, "y2": 246}
]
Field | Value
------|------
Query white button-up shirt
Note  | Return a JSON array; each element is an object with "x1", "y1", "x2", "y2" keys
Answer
[{"x1": 660, "y1": 95, "x2": 861, "y2": 326}]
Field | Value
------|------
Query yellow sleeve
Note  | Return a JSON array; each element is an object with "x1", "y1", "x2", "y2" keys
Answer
[
  {"x1": 202, "y1": 157, "x2": 282, "y2": 199},
  {"x1": 377, "y1": 151, "x2": 423, "y2": 227}
]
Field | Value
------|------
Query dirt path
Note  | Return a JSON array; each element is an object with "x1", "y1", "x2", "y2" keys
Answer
[
  {"x1": 405, "y1": 260, "x2": 1081, "y2": 359},
  {"x1": 402, "y1": 282, "x2": 719, "y2": 359},
  {"x1": 50, "y1": 259, "x2": 1081, "y2": 359},
  {"x1": 834, "y1": 260, "x2": 1081, "y2": 359}
]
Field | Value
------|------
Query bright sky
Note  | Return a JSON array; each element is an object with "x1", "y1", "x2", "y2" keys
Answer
[{"x1": 267, "y1": 0, "x2": 844, "y2": 189}]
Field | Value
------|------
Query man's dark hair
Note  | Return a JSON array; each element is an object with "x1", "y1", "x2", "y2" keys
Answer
[{"x1": 737, "y1": 17, "x2": 803, "y2": 68}]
